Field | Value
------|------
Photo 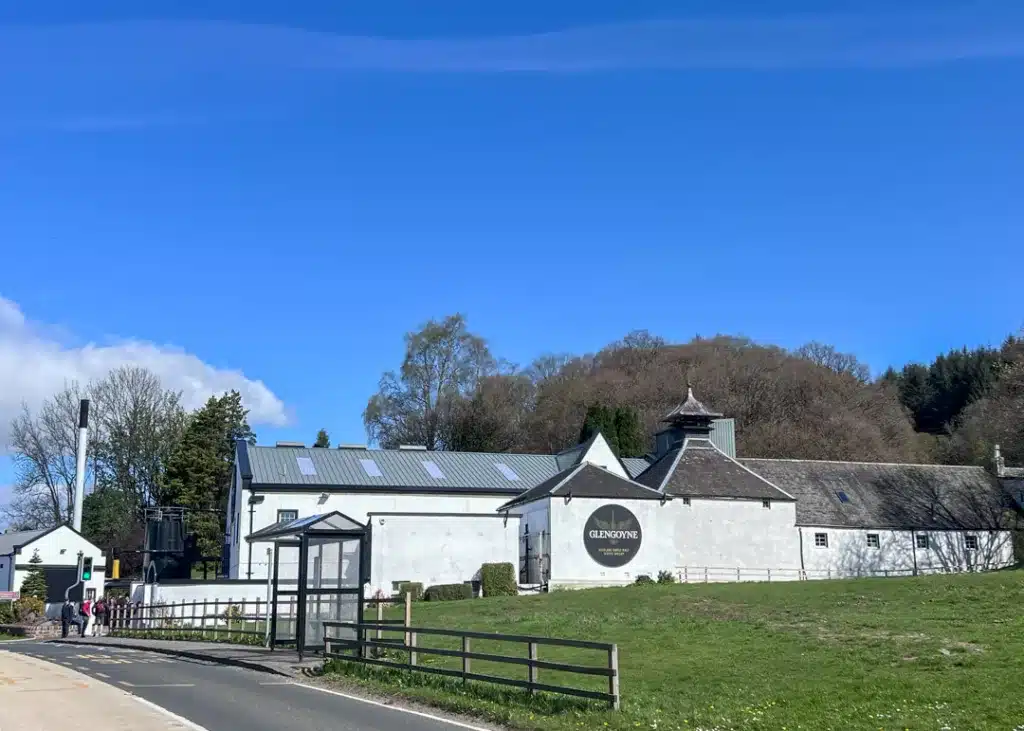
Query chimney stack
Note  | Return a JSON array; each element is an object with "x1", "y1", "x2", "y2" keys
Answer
[{"x1": 72, "y1": 399, "x2": 89, "y2": 532}]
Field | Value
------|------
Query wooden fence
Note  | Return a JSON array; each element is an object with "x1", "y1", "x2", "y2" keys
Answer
[
  {"x1": 108, "y1": 599, "x2": 270, "y2": 641},
  {"x1": 323, "y1": 619, "x2": 620, "y2": 710}
]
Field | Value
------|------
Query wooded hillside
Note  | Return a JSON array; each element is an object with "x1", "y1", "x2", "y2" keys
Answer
[{"x1": 364, "y1": 315, "x2": 1024, "y2": 466}]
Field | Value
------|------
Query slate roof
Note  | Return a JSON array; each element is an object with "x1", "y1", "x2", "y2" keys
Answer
[
  {"x1": 622, "y1": 458, "x2": 652, "y2": 479},
  {"x1": 663, "y1": 386, "x2": 723, "y2": 421},
  {"x1": 740, "y1": 458, "x2": 1016, "y2": 530},
  {"x1": 0, "y1": 528, "x2": 46, "y2": 556},
  {"x1": 635, "y1": 438, "x2": 794, "y2": 500},
  {"x1": 498, "y1": 463, "x2": 669, "y2": 511}
]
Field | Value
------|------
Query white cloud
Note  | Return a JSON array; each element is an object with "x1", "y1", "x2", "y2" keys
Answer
[{"x1": 0, "y1": 296, "x2": 288, "y2": 453}]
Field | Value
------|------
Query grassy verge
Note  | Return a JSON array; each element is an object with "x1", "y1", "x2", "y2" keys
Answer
[
  {"x1": 113, "y1": 629, "x2": 265, "y2": 646},
  {"x1": 0, "y1": 634, "x2": 18, "y2": 641},
  {"x1": 320, "y1": 571, "x2": 1024, "y2": 730}
]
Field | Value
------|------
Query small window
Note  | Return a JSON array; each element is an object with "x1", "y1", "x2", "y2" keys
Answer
[
  {"x1": 965, "y1": 535, "x2": 978, "y2": 550},
  {"x1": 682, "y1": 497, "x2": 691, "y2": 506},
  {"x1": 915, "y1": 534, "x2": 929, "y2": 550},
  {"x1": 359, "y1": 458, "x2": 383, "y2": 477},
  {"x1": 296, "y1": 457, "x2": 317, "y2": 476},
  {"x1": 494, "y1": 462, "x2": 519, "y2": 481},
  {"x1": 762, "y1": 499, "x2": 771, "y2": 509},
  {"x1": 866, "y1": 533, "x2": 880, "y2": 548},
  {"x1": 814, "y1": 533, "x2": 829, "y2": 548},
  {"x1": 277, "y1": 510, "x2": 298, "y2": 524},
  {"x1": 421, "y1": 460, "x2": 445, "y2": 479},
  {"x1": 835, "y1": 490, "x2": 850, "y2": 504}
]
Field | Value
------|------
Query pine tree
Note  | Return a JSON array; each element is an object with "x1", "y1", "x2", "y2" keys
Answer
[
  {"x1": 20, "y1": 550, "x2": 48, "y2": 601},
  {"x1": 313, "y1": 429, "x2": 330, "y2": 448},
  {"x1": 613, "y1": 407, "x2": 646, "y2": 458},
  {"x1": 578, "y1": 405, "x2": 621, "y2": 455}
]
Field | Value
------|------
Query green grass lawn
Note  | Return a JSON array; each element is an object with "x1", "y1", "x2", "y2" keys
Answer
[{"x1": 320, "y1": 571, "x2": 1024, "y2": 731}]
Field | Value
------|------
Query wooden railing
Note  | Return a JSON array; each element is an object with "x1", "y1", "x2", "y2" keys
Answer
[
  {"x1": 108, "y1": 599, "x2": 270, "y2": 642},
  {"x1": 323, "y1": 620, "x2": 620, "y2": 710}
]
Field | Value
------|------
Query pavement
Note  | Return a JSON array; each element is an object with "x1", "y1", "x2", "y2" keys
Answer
[
  {"x1": 1, "y1": 640, "x2": 489, "y2": 731},
  {"x1": 0, "y1": 649, "x2": 195, "y2": 730}
]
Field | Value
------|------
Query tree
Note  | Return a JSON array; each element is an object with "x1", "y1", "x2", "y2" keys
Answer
[
  {"x1": 82, "y1": 487, "x2": 144, "y2": 578},
  {"x1": 447, "y1": 374, "x2": 534, "y2": 453},
  {"x1": 20, "y1": 550, "x2": 48, "y2": 601},
  {"x1": 313, "y1": 429, "x2": 330, "y2": 448},
  {"x1": 614, "y1": 407, "x2": 646, "y2": 458},
  {"x1": 795, "y1": 342, "x2": 870, "y2": 382},
  {"x1": 90, "y1": 366, "x2": 188, "y2": 508},
  {"x1": 363, "y1": 314, "x2": 496, "y2": 450},
  {"x1": 162, "y1": 391, "x2": 255, "y2": 559},
  {"x1": 5, "y1": 382, "x2": 89, "y2": 529},
  {"x1": 579, "y1": 405, "x2": 620, "y2": 454}
]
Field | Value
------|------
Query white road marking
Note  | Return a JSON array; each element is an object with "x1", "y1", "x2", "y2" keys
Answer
[
  {"x1": 119, "y1": 681, "x2": 195, "y2": 688},
  {"x1": 129, "y1": 694, "x2": 213, "y2": 731},
  {"x1": 258, "y1": 681, "x2": 294, "y2": 686},
  {"x1": 292, "y1": 681, "x2": 496, "y2": 731},
  {"x1": 95, "y1": 672, "x2": 110, "y2": 678}
]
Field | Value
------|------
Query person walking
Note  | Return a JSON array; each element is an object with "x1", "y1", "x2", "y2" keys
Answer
[
  {"x1": 80, "y1": 597, "x2": 93, "y2": 637},
  {"x1": 93, "y1": 597, "x2": 107, "y2": 637},
  {"x1": 60, "y1": 599, "x2": 75, "y2": 639}
]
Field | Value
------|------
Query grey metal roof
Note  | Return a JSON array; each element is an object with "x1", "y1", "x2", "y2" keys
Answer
[
  {"x1": 636, "y1": 438, "x2": 794, "y2": 500},
  {"x1": 247, "y1": 511, "x2": 366, "y2": 542},
  {"x1": 244, "y1": 443, "x2": 561, "y2": 492},
  {"x1": 741, "y1": 458, "x2": 1015, "y2": 530},
  {"x1": 498, "y1": 463, "x2": 669, "y2": 511},
  {"x1": 622, "y1": 458, "x2": 651, "y2": 478},
  {"x1": 0, "y1": 528, "x2": 46, "y2": 556}
]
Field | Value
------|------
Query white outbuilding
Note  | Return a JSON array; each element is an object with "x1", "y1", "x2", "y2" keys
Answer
[{"x1": 0, "y1": 524, "x2": 106, "y2": 615}]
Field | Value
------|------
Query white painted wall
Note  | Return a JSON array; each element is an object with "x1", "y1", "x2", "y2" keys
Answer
[
  {"x1": 368, "y1": 513, "x2": 520, "y2": 596},
  {"x1": 8, "y1": 527, "x2": 106, "y2": 617},
  {"x1": 798, "y1": 527, "x2": 1015, "y2": 577},
  {"x1": 578, "y1": 435, "x2": 629, "y2": 477},
  {"x1": 547, "y1": 496, "x2": 802, "y2": 589},
  {"x1": 232, "y1": 490, "x2": 512, "y2": 580}
]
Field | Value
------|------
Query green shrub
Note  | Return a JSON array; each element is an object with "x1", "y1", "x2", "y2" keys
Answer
[
  {"x1": 20, "y1": 551, "x2": 48, "y2": 602},
  {"x1": 395, "y1": 582, "x2": 424, "y2": 602},
  {"x1": 0, "y1": 602, "x2": 14, "y2": 624},
  {"x1": 634, "y1": 574, "x2": 655, "y2": 586},
  {"x1": 424, "y1": 583, "x2": 474, "y2": 601},
  {"x1": 13, "y1": 596, "x2": 44, "y2": 623},
  {"x1": 657, "y1": 570, "x2": 677, "y2": 584},
  {"x1": 480, "y1": 563, "x2": 517, "y2": 597}
]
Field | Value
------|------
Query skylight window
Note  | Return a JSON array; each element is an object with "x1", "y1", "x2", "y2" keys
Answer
[
  {"x1": 359, "y1": 459, "x2": 383, "y2": 477},
  {"x1": 296, "y1": 457, "x2": 317, "y2": 476},
  {"x1": 835, "y1": 490, "x2": 850, "y2": 504},
  {"x1": 494, "y1": 462, "x2": 519, "y2": 481},
  {"x1": 422, "y1": 460, "x2": 445, "y2": 479}
]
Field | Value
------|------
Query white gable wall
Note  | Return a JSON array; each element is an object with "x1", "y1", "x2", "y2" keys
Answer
[
  {"x1": 799, "y1": 527, "x2": 1015, "y2": 578},
  {"x1": 10, "y1": 527, "x2": 106, "y2": 615},
  {"x1": 578, "y1": 435, "x2": 629, "y2": 478}
]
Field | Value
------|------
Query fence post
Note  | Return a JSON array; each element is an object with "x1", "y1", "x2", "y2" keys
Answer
[
  {"x1": 241, "y1": 598, "x2": 247, "y2": 638},
  {"x1": 684, "y1": 566, "x2": 688, "y2": 583},
  {"x1": 767, "y1": 568, "x2": 771, "y2": 582},
  {"x1": 410, "y1": 632, "x2": 417, "y2": 667},
  {"x1": 704, "y1": 567, "x2": 708, "y2": 583},
  {"x1": 377, "y1": 601, "x2": 384, "y2": 645},
  {"x1": 462, "y1": 636, "x2": 471, "y2": 683},
  {"x1": 609, "y1": 643, "x2": 620, "y2": 711},
  {"x1": 201, "y1": 599, "x2": 208, "y2": 634},
  {"x1": 737, "y1": 567, "x2": 741, "y2": 581},
  {"x1": 404, "y1": 592, "x2": 412, "y2": 650},
  {"x1": 528, "y1": 642, "x2": 538, "y2": 695},
  {"x1": 213, "y1": 599, "x2": 220, "y2": 640}
]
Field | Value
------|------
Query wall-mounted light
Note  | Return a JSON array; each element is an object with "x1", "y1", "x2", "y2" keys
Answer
[
  {"x1": 248, "y1": 495, "x2": 265, "y2": 506},
  {"x1": 318, "y1": 492, "x2": 329, "y2": 505}
]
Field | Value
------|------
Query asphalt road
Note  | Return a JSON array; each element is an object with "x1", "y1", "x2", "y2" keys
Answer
[{"x1": 6, "y1": 641, "x2": 482, "y2": 731}]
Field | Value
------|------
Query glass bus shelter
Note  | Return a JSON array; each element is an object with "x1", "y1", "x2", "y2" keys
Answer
[{"x1": 247, "y1": 511, "x2": 368, "y2": 659}]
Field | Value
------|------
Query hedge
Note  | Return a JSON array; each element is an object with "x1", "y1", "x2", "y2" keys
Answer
[
  {"x1": 480, "y1": 562, "x2": 517, "y2": 597},
  {"x1": 423, "y1": 583, "x2": 474, "y2": 601},
  {"x1": 394, "y1": 582, "x2": 424, "y2": 602}
]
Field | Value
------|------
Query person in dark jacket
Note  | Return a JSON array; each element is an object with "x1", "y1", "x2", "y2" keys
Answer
[{"x1": 60, "y1": 600, "x2": 76, "y2": 638}]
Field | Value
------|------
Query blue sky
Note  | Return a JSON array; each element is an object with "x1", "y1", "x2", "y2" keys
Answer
[{"x1": 1, "y1": 0, "x2": 1022, "y2": 501}]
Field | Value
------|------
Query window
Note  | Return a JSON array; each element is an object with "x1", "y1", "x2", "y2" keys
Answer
[
  {"x1": 359, "y1": 458, "x2": 383, "y2": 477},
  {"x1": 421, "y1": 460, "x2": 445, "y2": 479},
  {"x1": 915, "y1": 534, "x2": 929, "y2": 550},
  {"x1": 682, "y1": 497, "x2": 691, "y2": 506},
  {"x1": 762, "y1": 499, "x2": 771, "y2": 509},
  {"x1": 866, "y1": 533, "x2": 880, "y2": 548},
  {"x1": 965, "y1": 535, "x2": 979, "y2": 550},
  {"x1": 277, "y1": 510, "x2": 298, "y2": 524},
  {"x1": 835, "y1": 490, "x2": 850, "y2": 504},
  {"x1": 494, "y1": 462, "x2": 519, "y2": 481},
  {"x1": 296, "y1": 457, "x2": 317, "y2": 476},
  {"x1": 814, "y1": 533, "x2": 829, "y2": 548}
]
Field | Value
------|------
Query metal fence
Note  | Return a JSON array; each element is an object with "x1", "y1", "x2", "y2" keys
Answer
[
  {"x1": 323, "y1": 619, "x2": 620, "y2": 710},
  {"x1": 108, "y1": 598, "x2": 272, "y2": 642}
]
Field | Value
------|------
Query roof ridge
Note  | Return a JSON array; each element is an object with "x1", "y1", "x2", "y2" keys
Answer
[
  {"x1": 579, "y1": 462, "x2": 669, "y2": 498},
  {"x1": 740, "y1": 457, "x2": 989, "y2": 470}
]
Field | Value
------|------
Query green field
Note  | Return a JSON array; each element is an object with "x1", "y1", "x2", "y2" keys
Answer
[{"x1": 321, "y1": 571, "x2": 1024, "y2": 731}]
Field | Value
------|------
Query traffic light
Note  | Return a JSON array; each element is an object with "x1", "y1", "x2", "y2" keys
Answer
[{"x1": 81, "y1": 557, "x2": 93, "y2": 581}]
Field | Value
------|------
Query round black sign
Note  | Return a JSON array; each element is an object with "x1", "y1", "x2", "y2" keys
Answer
[{"x1": 583, "y1": 504, "x2": 642, "y2": 568}]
